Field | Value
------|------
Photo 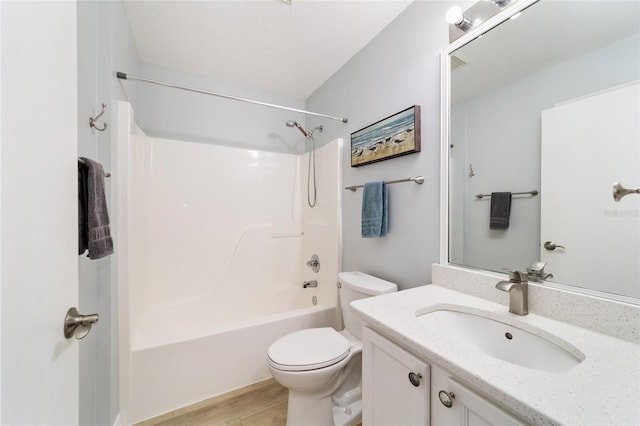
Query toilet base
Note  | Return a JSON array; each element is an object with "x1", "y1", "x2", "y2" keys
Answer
[
  {"x1": 286, "y1": 390, "x2": 334, "y2": 426},
  {"x1": 332, "y1": 400, "x2": 362, "y2": 426},
  {"x1": 285, "y1": 387, "x2": 362, "y2": 426}
]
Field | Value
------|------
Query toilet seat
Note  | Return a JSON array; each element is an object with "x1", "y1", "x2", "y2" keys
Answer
[{"x1": 268, "y1": 327, "x2": 350, "y2": 372}]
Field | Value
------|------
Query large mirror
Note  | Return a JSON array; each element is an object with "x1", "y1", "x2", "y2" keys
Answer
[{"x1": 446, "y1": 0, "x2": 640, "y2": 301}]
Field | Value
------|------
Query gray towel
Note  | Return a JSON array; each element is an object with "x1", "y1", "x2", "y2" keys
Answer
[
  {"x1": 361, "y1": 181, "x2": 388, "y2": 238},
  {"x1": 490, "y1": 192, "x2": 512, "y2": 230},
  {"x1": 78, "y1": 157, "x2": 113, "y2": 259}
]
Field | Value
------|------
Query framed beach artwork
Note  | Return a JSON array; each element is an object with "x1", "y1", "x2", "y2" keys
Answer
[{"x1": 350, "y1": 105, "x2": 421, "y2": 167}]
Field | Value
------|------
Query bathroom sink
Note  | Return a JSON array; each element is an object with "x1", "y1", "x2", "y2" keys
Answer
[{"x1": 417, "y1": 310, "x2": 583, "y2": 373}]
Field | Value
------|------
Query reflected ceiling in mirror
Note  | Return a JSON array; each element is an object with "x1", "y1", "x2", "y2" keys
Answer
[{"x1": 446, "y1": 0, "x2": 640, "y2": 301}]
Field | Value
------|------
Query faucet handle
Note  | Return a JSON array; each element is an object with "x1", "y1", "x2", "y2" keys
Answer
[{"x1": 506, "y1": 270, "x2": 528, "y2": 282}]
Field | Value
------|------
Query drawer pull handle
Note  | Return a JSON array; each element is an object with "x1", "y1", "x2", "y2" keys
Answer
[
  {"x1": 438, "y1": 390, "x2": 455, "y2": 408},
  {"x1": 408, "y1": 372, "x2": 422, "y2": 387}
]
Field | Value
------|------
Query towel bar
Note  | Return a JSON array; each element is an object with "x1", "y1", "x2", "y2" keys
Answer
[
  {"x1": 78, "y1": 158, "x2": 111, "y2": 178},
  {"x1": 345, "y1": 176, "x2": 424, "y2": 192},
  {"x1": 475, "y1": 190, "x2": 538, "y2": 199}
]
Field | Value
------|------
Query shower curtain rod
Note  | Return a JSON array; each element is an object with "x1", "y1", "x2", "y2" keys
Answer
[{"x1": 116, "y1": 72, "x2": 349, "y2": 123}]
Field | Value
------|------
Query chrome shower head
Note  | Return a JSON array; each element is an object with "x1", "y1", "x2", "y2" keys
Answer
[{"x1": 285, "y1": 120, "x2": 308, "y2": 137}]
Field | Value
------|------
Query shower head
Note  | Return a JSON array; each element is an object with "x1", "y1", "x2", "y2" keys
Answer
[{"x1": 285, "y1": 120, "x2": 308, "y2": 137}]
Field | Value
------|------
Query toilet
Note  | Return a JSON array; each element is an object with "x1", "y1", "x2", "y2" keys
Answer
[{"x1": 267, "y1": 271, "x2": 398, "y2": 426}]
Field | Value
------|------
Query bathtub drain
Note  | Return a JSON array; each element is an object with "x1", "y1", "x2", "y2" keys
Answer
[{"x1": 312, "y1": 296, "x2": 317, "y2": 305}]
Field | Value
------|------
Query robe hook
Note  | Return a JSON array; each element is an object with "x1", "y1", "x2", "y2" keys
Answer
[{"x1": 89, "y1": 103, "x2": 109, "y2": 132}]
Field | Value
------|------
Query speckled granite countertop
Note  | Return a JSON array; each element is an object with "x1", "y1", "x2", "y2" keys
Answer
[{"x1": 351, "y1": 285, "x2": 640, "y2": 425}]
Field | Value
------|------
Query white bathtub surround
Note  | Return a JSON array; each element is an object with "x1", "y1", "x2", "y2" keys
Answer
[
  {"x1": 114, "y1": 102, "x2": 343, "y2": 424},
  {"x1": 432, "y1": 264, "x2": 640, "y2": 343},
  {"x1": 351, "y1": 285, "x2": 640, "y2": 425}
]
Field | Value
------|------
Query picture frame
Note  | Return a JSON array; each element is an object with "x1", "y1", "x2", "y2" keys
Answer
[{"x1": 350, "y1": 105, "x2": 421, "y2": 167}]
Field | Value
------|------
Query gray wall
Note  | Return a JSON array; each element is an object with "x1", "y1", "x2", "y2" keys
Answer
[
  {"x1": 306, "y1": 1, "x2": 455, "y2": 289},
  {"x1": 77, "y1": 0, "x2": 140, "y2": 423},
  {"x1": 77, "y1": 2, "x2": 101, "y2": 423}
]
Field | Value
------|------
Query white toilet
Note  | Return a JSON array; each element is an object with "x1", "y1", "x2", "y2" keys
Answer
[{"x1": 267, "y1": 271, "x2": 398, "y2": 426}]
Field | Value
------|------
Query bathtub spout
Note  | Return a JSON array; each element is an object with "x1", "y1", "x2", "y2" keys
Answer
[{"x1": 303, "y1": 280, "x2": 318, "y2": 288}]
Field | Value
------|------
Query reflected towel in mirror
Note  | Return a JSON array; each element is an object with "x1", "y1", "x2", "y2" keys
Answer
[{"x1": 490, "y1": 192, "x2": 511, "y2": 230}]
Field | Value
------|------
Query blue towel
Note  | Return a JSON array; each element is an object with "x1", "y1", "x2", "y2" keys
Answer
[{"x1": 361, "y1": 181, "x2": 388, "y2": 238}]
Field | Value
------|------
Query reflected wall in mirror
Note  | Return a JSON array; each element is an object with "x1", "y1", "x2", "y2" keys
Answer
[{"x1": 447, "y1": 0, "x2": 640, "y2": 300}]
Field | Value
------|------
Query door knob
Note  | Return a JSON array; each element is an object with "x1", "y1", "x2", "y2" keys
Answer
[
  {"x1": 613, "y1": 182, "x2": 640, "y2": 202},
  {"x1": 543, "y1": 241, "x2": 565, "y2": 251},
  {"x1": 64, "y1": 307, "x2": 99, "y2": 339}
]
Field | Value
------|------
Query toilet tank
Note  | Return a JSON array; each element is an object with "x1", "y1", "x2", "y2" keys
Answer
[{"x1": 338, "y1": 272, "x2": 398, "y2": 339}]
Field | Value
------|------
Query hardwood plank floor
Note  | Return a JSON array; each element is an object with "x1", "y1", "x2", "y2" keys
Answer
[
  {"x1": 137, "y1": 379, "x2": 288, "y2": 426},
  {"x1": 136, "y1": 378, "x2": 363, "y2": 426}
]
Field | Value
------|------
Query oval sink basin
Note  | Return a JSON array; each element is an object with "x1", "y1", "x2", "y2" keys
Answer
[{"x1": 417, "y1": 310, "x2": 583, "y2": 373}]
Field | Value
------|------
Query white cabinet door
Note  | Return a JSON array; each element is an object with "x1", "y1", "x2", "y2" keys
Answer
[
  {"x1": 362, "y1": 327, "x2": 430, "y2": 425},
  {"x1": 441, "y1": 379, "x2": 524, "y2": 426},
  {"x1": 430, "y1": 363, "x2": 460, "y2": 425}
]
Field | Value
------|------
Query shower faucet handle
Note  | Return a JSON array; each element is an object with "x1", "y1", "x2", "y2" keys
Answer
[{"x1": 306, "y1": 254, "x2": 320, "y2": 273}]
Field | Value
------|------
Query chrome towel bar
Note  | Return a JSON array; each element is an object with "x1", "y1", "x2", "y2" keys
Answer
[
  {"x1": 78, "y1": 158, "x2": 111, "y2": 178},
  {"x1": 345, "y1": 176, "x2": 424, "y2": 192},
  {"x1": 475, "y1": 190, "x2": 538, "y2": 199}
]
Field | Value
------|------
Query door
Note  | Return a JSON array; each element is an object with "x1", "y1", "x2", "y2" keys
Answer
[
  {"x1": 1, "y1": 1, "x2": 79, "y2": 423},
  {"x1": 362, "y1": 327, "x2": 430, "y2": 425},
  {"x1": 540, "y1": 83, "x2": 640, "y2": 298}
]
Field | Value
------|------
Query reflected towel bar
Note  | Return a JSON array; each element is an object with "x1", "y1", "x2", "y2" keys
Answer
[
  {"x1": 78, "y1": 158, "x2": 111, "y2": 178},
  {"x1": 345, "y1": 176, "x2": 424, "y2": 192},
  {"x1": 475, "y1": 190, "x2": 538, "y2": 199}
]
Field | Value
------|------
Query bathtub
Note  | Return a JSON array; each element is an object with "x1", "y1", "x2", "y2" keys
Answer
[
  {"x1": 126, "y1": 304, "x2": 336, "y2": 423},
  {"x1": 114, "y1": 102, "x2": 343, "y2": 424}
]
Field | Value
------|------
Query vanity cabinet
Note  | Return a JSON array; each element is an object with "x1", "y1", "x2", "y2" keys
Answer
[
  {"x1": 363, "y1": 326, "x2": 524, "y2": 426},
  {"x1": 362, "y1": 326, "x2": 430, "y2": 425},
  {"x1": 431, "y1": 364, "x2": 524, "y2": 426}
]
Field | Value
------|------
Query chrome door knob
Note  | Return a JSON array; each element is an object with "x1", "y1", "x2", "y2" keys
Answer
[
  {"x1": 613, "y1": 182, "x2": 640, "y2": 202},
  {"x1": 543, "y1": 241, "x2": 565, "y2": 251},
  {"x1": 64, "y1": 307, "x2": 99, "y2": 339}
]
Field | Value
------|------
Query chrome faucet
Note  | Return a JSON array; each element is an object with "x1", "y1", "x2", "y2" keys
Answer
[
  {"x1": 526, "y1": 261, "x2": 553, "y2": 282},
  {"x1": 495, "y1": 270, "x2": 529, "y2": 315},
  {"x1": 303, "y1": 280, "x2": 318, "y2": 288}
]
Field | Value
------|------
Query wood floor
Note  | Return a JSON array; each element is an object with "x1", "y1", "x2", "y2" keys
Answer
[{"x1": 137, "y1": 379, "x2": 289, "y2": 426}]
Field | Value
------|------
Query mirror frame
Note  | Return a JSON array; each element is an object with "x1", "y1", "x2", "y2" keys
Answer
[{"x1": 439, "y1": 0, "x2": 640, "y2": 305}]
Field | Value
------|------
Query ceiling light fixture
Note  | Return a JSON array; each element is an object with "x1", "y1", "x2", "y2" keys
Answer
[{"x1": 446, "y1": 6, "x2": 473, "y2": 32}]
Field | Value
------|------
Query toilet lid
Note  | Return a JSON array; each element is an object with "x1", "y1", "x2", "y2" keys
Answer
[{"x1": 268, "y1": 327, "x2": 350, "y2": 371}]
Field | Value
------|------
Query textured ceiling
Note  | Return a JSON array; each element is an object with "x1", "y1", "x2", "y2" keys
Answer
[{"x1": 123, "y1": 0, "x2": 414, "y2": 100}]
